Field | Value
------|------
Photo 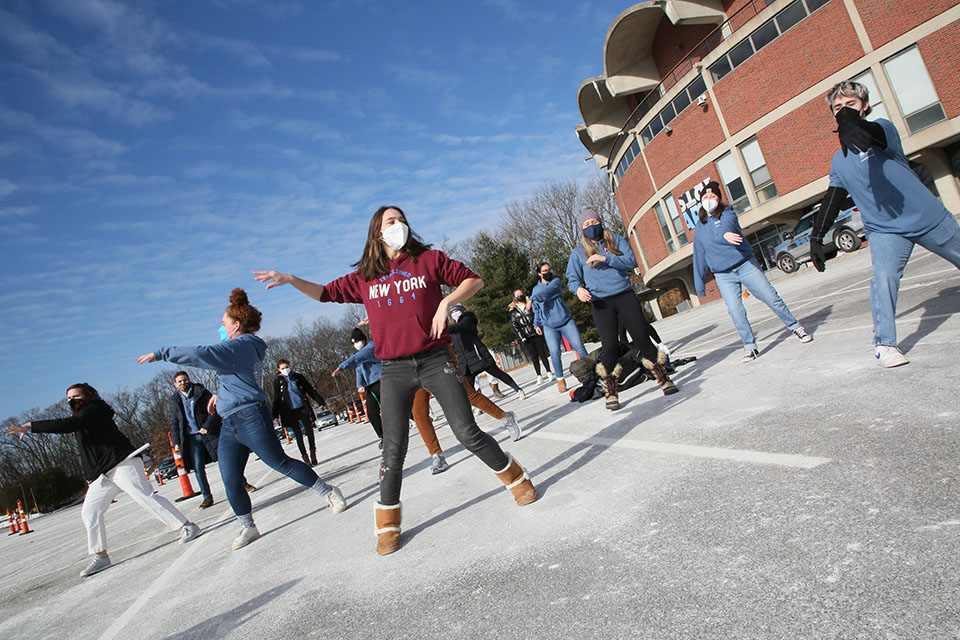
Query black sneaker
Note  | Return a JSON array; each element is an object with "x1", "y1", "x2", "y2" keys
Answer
[{"x1": 741, "y1": 349, "x2": 760, "y2": 363}]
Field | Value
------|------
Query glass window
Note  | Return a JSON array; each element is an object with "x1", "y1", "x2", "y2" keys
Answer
[
  {"x1": 709, "y1": 57, "x2": 732, "y2": 83},
  {"x1": 641, "y1": 127, "x2": 653, "y2": 145},
  {"x1": 654, "y1": 203, "x2": 676, "y2": 252},
  {"x1": 852, "y1": 70, "x2": 889, "y2": 122},
  {"x1": 776, "y1": 1, "x2": 806, "y2": 33},
  {"x1": 716, "y1": 151, "x2": 748, "y2": 211},
  {"x1": 661, "y1": 102, "x2": 676, "y2": 126},
  {"x1": 882, "y1": 46, "x2": 946, "y2": 131},
  {"x1": 688, "y1": 76, "x2": 706, "y2": 102},
  {"x1": 751, "y1": 19, "x2": 779, "y2": 52},
  {"x1": 672, "y1": 89, "x2": 691, "y2": 115},
  {"x1": 729, "y1": 38, "x2": 754, "y2": 68},
  {"x1": 805, "y1": 0, "x2": 831, "y2": 11},
  {"x1": 740, "y1": 138, "x2": 778, "y2": 203},
  {"x1": 649, "y1": 116, "x2": 664, "y2": 138},
  {"x1": 664, "y1": 195, "x2": 689, "y2": 245}
]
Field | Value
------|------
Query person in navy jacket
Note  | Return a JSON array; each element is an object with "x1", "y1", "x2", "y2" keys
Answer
[
  {"x1": 272, "y1": 359, "x2": 326, "y2": 466},
  {"x1": 170, "y1": 372, "x2": 220, "y2": 509},
  {"x1": 693, "y1": 182, "x2": 812, "y2": 363}
]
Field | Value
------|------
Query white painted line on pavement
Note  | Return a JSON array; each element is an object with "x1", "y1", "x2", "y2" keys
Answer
[{"x1": 528, "y1": 431, "x2": 831, "y2": 469}]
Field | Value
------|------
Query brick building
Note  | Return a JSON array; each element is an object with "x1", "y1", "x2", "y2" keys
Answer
[{"x1": 576, "y1": 0, "x2": 960, "y2": 317}]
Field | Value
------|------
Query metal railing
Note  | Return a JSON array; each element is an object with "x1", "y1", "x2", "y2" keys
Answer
[{"x1": 604, "y1": 0, "x2": 772, "y2": 179}]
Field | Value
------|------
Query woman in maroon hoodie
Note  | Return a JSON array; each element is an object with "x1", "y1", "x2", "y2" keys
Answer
[{"x1": 254, "y1": 205, "x2": 537, "y2": 555}]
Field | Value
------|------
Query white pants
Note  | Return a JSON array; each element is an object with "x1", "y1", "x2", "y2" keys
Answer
[{"x1": 81, "y1": 457, "x2": 187, "y2": 554}]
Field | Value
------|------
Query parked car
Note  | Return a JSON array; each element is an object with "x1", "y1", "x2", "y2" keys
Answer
[
  {"x1": 773, "y1": 197, "x2": 865, "y2": 274},
  {"x1": 315, "y1": 409, "x2": 338, "y2": 430},
  {"x1": 157, "y1": 456, "x2": 178, "y2": 480}
]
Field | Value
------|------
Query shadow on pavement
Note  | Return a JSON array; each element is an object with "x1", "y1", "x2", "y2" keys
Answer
[
  {"x1": 897, "y1": 285, "x2": 960, "y2": 353},
  {"x1": 162, "y1": 580, "x2": 300, "y2": 640}
]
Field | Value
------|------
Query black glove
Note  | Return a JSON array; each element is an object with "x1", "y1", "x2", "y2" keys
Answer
[
  {"x1": 809, "y1": 238, "x2": 826, "y2": 272},
  {"x1": 835, "y1": 107, "x2": 873, "y2": 157}
]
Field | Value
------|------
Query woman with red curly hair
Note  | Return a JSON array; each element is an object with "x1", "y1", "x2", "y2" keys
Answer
[{"x1": 137, "y1": 289, "x2": 346, "y2": 551}]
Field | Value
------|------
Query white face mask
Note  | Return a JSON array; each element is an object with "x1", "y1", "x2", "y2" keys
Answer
[
  {"x1": 279, "y1": 367, "x2": 291, "y2": 376},
  {"x1": 451, "y1": 310, "x2": 462, "y2": 322},
  {"x1": 702, "y1": 199, "x2": 719, "y2": 213},
  {"x1": 382, "y1": 222, "x2": 409, "y2": 251},
  {"x1": 353, "y1": 342, "x2": 363, "y2": 351}
]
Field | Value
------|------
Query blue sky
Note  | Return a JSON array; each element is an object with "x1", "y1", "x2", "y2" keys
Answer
[{"x1": 0, "y1": 0, "x2": 621, "y2": 415}]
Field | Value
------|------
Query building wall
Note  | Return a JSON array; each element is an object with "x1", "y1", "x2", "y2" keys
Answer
[
  {"x1": 757, "y1": 97, "x2": 836, "y2": 195},
  {"x1": 635, "y1": 208, "x2": 670, "y2": 266},
  {"x1": 651, "y1": 19, "x2": 716, "y2": 81},
  {"x1": 644, "y1": 100, "x2": 726, "y2": 187},
  {"x1": 615, "y1": 157, "x2": 656, "y2": 226},
  {"x1": 853, "y1": 0, "x2": 958, "y2": 48},
  {"x1": 917, "y1": 20, "x2": 960, "y2": 119},
  {"x1": 711, "y1": 0, "x2": 862, "y2": 135}
]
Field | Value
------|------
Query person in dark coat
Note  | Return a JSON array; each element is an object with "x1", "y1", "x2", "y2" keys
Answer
[
  {"x1": 171, "y1": 371, "x2": 221, "y2": 509},
  {"x1": 448, "y1": 304, "x2": 525, "y2": 399},
  {"x1": 272, "y1": 359, "x2": 326, "y2": 466},
  {"x1": 508, "y1": 289, "x2": 553, "y2": 384},
  {"x1": 6, "y1": 383, "x2": 200, "y2": 578}
]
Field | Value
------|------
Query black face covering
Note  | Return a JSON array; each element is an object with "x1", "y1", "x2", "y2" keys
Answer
[
  {"x1": 515, "y1": 295, "x2": 526, "y2": 303},
  {"x1": 541, "y1": 272, "x2": 554, "y2": 282},
  {"x1": 68, "y1": 397, "x2": 85, "y2": 413}
]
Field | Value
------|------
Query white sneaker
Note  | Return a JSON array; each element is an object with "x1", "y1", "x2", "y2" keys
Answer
[
  {"x1": 500, "y1": 411, "x2": 522, "y2": 441},
  {"x1": 518, "y1": 389, "x2": 527, "y2": 400},
  {"x1": 535, "y1": 375, "x2": 543, "y2": 385},
  {"x1": 179, "y1": 522, "x2": 201, "y2": 544},
  {"x1": 657, "y1": 342, "x2": 671, "y2": 357},
  {"x1": 232, "y1": 525, "x2": 260, "y2": 550},
  {"x1": 80, "y1": 553, "x2": 111, "y2": 577},
  {"x1": 325, "y1": 486, "x2": 347, "y2": 514},
  {"x1": 547, "y1": 371, "x2": 556, "y2": 381},
  {"x1": 430, "y1": 453, "x2": 449, "y2": 474},
  {"x1": 874, "y1": 345, "x2": 908, "y2": 368}
]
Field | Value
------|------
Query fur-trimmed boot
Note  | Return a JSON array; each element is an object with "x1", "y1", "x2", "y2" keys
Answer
[
  {"x1": 374, "y1": 502, "x2": 402, "y2": 555},
  {"x1": 494, "y1": 454, "x2": 538, "y2": 506},
  {"x1": 642, "y1": 350, "x2": 679, "y2": 396},
  {"x1": 557, "y1": 378, "x2": 567, "y2": 393},
  {"x1": 596, "y1": 362, "x2": 622, "y2": 410}
]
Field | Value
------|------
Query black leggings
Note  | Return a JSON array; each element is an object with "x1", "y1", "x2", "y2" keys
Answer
[
  {"x1": 520, "y1": 336, "x2": 551, "y2": 376},
  {"x1": 465, "y1": 366, "x2": 522, "y2": 394},
  {"x1": 365, "y1": 379, "x2": 383, "y2": 440},
  {"x1": 591, "y1": 290, "x2": 658, "y2": 371}
]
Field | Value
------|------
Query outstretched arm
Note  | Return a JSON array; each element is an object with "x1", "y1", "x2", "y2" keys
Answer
[
  {"x1": 252, "y1": 270, "x2": 325, "y2": 300},
  {"x1": 431, "y1": 277, "x2": 483, "y2": 339}
]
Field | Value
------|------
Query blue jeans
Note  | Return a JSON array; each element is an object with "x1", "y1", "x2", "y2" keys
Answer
[
  {"x1": 866, "y1": 214, "x2": 960, "y2": 346},
  {"x1": 714, "y1": 258, "x2": 799, "y2": 352},
  {"x1": 218, "y1": 403, "x2": 326, "y2": 518},
  {"x1": 543, "y1": 318, "x2": 588, "y2": 378},
  {"x1": 187, "y1": 433, "x2": 211, "y2": 499}
]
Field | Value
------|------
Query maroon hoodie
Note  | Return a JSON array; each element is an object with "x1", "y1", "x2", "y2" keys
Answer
[{"x1": 320, "y1": 249, "x2": 479, "y2": 360}]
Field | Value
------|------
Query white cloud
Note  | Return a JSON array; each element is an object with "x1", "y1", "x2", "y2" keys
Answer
[{"x1": 0, "y1": 178, "x2": 16, "y2": 199}]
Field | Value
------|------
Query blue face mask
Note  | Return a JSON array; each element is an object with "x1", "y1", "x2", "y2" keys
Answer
[
  {"x1": 218, "y1": 325, "x2": 229, "y2": 341},
  {"x1": 583, "y1": 223, "x2": 603, "y2": 240}
]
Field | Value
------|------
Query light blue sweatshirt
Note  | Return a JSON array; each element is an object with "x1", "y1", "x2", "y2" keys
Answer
[
  {"x1": 155, "y1": 333, "x2": 269, "y2": 418},
  {"x1": 338, "y1": 341, "x2": 382, "y2": 388},
  {"x1": 530, "y1": 277, "x2": 574, "y2": 329},
  {"x1": 566, "y1": 233, "x2": 637, "y2": 299},
  {"x1": 692, "y1": 205, "x2": 755, "y2": 297}
]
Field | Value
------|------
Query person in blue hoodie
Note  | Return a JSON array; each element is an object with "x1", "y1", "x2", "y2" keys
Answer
[
  {"x1": 137, "y1": 288, "x2": 346, "y2": 551},
  {"x1": 530, "y1": 261, "x2": 588, "y2": 393},
  {"x1": 334, "y1": 327, "x2": 383, "y2": 444},
  {"x1": 567, "y1": 209, "x2": 678, "y2": 410},
  {"x1": 693, "y1": 182, "x2": 812, "y2": 364}
]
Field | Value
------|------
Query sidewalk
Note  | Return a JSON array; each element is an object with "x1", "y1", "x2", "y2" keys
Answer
[{"x1": 1, "y1": 245, "x2": 958, "y2": 640}]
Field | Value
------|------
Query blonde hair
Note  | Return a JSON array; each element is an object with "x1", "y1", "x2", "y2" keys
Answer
[{"x1": 582, "y1": 230, "x2": 622, "y2": 267}]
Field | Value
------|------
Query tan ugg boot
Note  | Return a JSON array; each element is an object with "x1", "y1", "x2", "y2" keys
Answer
[
  {"x1": 642, "y1": 351, "x2": 679, "y2": 396},
  {"x1": 494, "y1": 454, "x2": 538, "y2": 506},
  {"x1": 490, "y1": 382, "x2": 506, "y2": 398},
  {"x1": 596, "y1": 362, "x2": 622, "y2": 410},
  {"x1": 374, "y1": 502, "x2": 402, "y2": 555},
  {"x1": 557, "y1": 378, "x2": 567, "y2": 393}
]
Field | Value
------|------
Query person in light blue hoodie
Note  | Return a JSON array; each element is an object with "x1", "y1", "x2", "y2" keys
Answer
[
  {"x1": 334, "y1": 327, "x2": 383, "y2": 443},
  {"x1": 692, "y1": 182, "x2": 812, "y2": 364},
  {"x1": 138, "y1": 288, "x2": 346, "y2": 551},
  {"x1": 567, "y1": 209, "x2": 677, "y2": 409},
  {"x1": 530, "y1": 260, "x2": 587, "y2": 393}
]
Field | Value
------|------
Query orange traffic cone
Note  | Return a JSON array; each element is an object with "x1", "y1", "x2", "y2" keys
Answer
[
  {"x1": 17, "y1": 500, "x2": 32, "y2": 535},
  {"x1": 6, "y1": 509, "x2": 17, "y2": 535},
  {"x1": 156, "y1": 470, "x2": 164, "y2": 485},
  {"x1": 169, "y1": 434, "x2": 198, "y2": 502},
  {"x1": 283, "y1": 428, "x2": 291, "y2": 445}
]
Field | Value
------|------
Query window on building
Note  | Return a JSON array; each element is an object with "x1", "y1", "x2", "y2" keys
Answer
[
  {"x1": 664, "y1": 194, "x2": 690, "y2": 246},
  {"x1": 805, "y1": 0, "x2": 831, "y2": 11},
  {"x1": 852, "y1": 70, "x2": 889, "y2": 122},
  {"x1": 775, "y1": 1, "x2": 806, "y2": 33},
  {"x1": 751, "y1": 20, "x2": 779, "y2": 52},
  {"x1": 640, "y1": 75, "x2": 710, "y2": 144},
  {"x1": 654, "y1": 203, "x2": 676, "y2": 252},
  {"x1": 614, "y1": 138, "x2": 641, "y2": 182},
  {"x1": 739, "y1": 138, "x2": 778, "y2": 203},
  {"x1": 882, "y1": 46, "x2": 947, "y2": 133},
  {"x1": 716, "y1": 151, "x2": 750, "y2": 214}
]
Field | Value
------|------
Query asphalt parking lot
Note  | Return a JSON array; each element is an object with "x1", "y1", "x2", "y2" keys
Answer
[{"x1": 1, "y1": 243, "x2": 957, "y2": 640}]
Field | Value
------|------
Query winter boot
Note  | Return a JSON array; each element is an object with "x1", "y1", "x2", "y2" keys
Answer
[
  {"x1": 310, "y1": 450, "x2": 318, "y2": 466},
  {"x1": 596, "y1": 362, "x2": 622, "y2": 410},
  {"x1": 557, "y1": 378, "x2": 567, "y2": 393},
  {"x1": 374, "y1": 502, "x2": 402, "y2": 555},
  {"x1": 490, "y1": 382, "x2": 506, "y2": 398},
  {"x1": 642, "y1": 350, "x2": 679, "y2": 396},
  {"x1": 494, "y1": 454, "x2": 538, "y2": 506}
]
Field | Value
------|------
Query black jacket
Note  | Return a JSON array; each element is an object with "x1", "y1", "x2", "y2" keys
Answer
[
  {"x1": 509, "y1": 303, "x2": 538, "y2": 342},
  {"x1": 170, "y1": 383, "x2": 221, "y2": 471},
  {"x1": 31, "y1": 399, "x2": 135, "y2": 483},
  {"x1": 272, "y1": 371, "x2": 325, "y2": 426},
  {"x1": 448, "y1": 311, "x2": 496, "y2": 375}
]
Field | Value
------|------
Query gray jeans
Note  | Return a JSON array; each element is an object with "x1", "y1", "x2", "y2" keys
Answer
[{"x1": 379, "y1": 346, "x2": 508, "y2": 505}]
